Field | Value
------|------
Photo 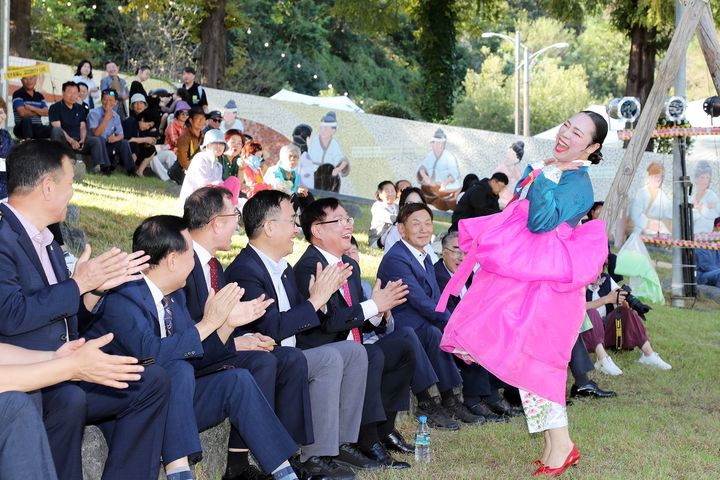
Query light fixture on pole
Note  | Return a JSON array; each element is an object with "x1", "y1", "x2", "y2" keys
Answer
[
  {"x1": 606, "y1": 97, "x2": 642, "y2": 122},
  {"x1": 482, "y1": 31, "x2": 523, "y2": 136},
  {"x1": 523, "y1": 42, "x2": 569, "y2": 136},
  {"x1": 664, "y1": 96, "x2": 687, "y2": 122}
]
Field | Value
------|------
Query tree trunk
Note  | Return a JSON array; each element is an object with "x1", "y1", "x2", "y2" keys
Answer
[
  {"x1": 199, "y1": 0, "x2": 227, "y2": 89},
  {"x1": 9, "y1": 0, "x2": 31, "y2": 56},
  {"x1": 625, "y1": 24, "x2": 658, "y2": 151}
]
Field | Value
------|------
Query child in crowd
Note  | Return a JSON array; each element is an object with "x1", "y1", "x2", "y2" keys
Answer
[{"x1": 369, "y1": 180, "x2": 399, "y2": 248}]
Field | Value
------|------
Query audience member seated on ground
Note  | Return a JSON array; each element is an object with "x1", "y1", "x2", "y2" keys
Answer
[
  {"x1": 221, "y1": 100, "x2": 245, "y2": 133},
  {"x1": 129, "y1": 65, "x2": 150, "y2": 101},
  {"x1": 265, "y1": 144, "x2": 301, "y2": 194},
  {"x1": 690, "y1": 160, "x2": 719, "y2": 235},
  {"x1": 182, "y1": 187, "x2": 315, "y2": 478},
  {"x1": 241, "y1": 141, "x2": 268, "y2": 195},
  {"x1": 150, "y1": 88, "x2": 174, "y2": 131},
  {"x1": 100, "y1": 61, "x2": 130, "y2": 119},
  {"x1": 0, "y1": 335, "x2": 152, "y2": 480},
  {"x1": 72, "y1": 59, "x2": 100, "y2": 107},
  {"x1": 179, "y1": 66, "x2": 209, "y2": 113},
  {"x1": 178, "y1": 129, "x2": 231, "y2": 205},
  {"x1": 433, "y1": 231, "x2": 520, "y2": 421},
  {"x1": 220, "y1": 129, "x2": 245, "y2": 180},
  {"x1": 295, "y1": 198, "x2": 417, "y2": 470},
  {"x1": 87, "y1": 215, "x2": 300, "y2": 480},
  {"x1": 49, "y1": 81, "x2": 111, "y2": 174},
  {"x1": 695, "y1": 242, "x2": 720, "y2": 287},
  {"x1": 225, "y1": 190, "x2": 369, "y2": 480},
  {"x1": 582, "y1": 201, "x2": 604, "y2": 224},
  {"x1": 368, "y1": 180, "x2": 398, "y2": 249},
  {"x1": 0, "y1": 140, "x2": 169, "y2": 480},
  {"x1": 204, "y1": 110, "x2": 222, "y2": 134},
  {"x1": 76, "y1": 81, "x2": 93, "y2": 112},
  {"x1": 0, "y1": 97, "x2": 13, "y2": 159},
  {"x1": 377, "y1": 203, "x2": 473, "y2": 431},
  {"x1": 123, "y1": 105, "x2": 161, "y2": 177},
  {"x1": 582, "y1": 269, "x2": 672, "y2": 370},
  {"x1": 629, "y1": 162, "x2": 672, "y2": 235},
  {"x1": 394, "y1": 179, "x2": 411, "y2": 198},
  {"x1": 87, "y1": 88, "x2": 136, "y2": 175},
  {"x1": 12, "y1": 75, "x2": 51, "y2": 139},
  {"x1": 383, "y1": 187, "x2": 439, "y2": 263},
  {"x1": 170, "y1": 108, "x2": 206, "y2": 185},
  {"x1": 166, "y1": 101, "x2": 191, "y2": 151},
  {"x1": 456, "y1": 174, "x2": 480, "y2": 203},
  {"x1": 416, "y1": 128, "x2": 461, "y2": 211},
  {"x1": 449, "y1": 172, "x2": 508, "y2": 232},
  {"x1": 494, "y1": 141, "x2": 524, "y2": 209},
  {"x1": 129, "y1": 93, "x2": 148, "y2": 118}
]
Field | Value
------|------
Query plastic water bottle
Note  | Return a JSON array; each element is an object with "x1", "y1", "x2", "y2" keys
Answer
[{"x1": 415, "y1": 415, "x2": 431, "y2": 463}]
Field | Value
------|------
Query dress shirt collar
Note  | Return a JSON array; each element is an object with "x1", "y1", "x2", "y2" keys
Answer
[
  {"x1": 143, "y1": 274, "x2": 165, "y2": 308},
  {"x1": 401, "y1": 239, "x2": 427, "y2": 270},
  {"x1": 249, "y1": 243, "x2": 288, "y2": 277},
  {"x1": 193, "y1": 240, "x2": 213, "y2": 266},
  {"x1": 4, "y1": 203, "x2": 54, "y2": 248},
  {"x1": 313, "y1": 244, "x2": 343, "y2": 266}
]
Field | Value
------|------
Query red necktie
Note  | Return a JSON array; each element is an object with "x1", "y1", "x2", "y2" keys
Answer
[
  {"x1": 337, "y1": 261, "x2": 361, "y2": 343},
  {"x1": 208, "y1": 257, "x2": 221, "y2": 292}
]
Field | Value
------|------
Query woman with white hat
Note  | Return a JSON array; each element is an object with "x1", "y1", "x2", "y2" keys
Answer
[{"x1": 178, "y1": 128, "x2": 228, "y2": 205}]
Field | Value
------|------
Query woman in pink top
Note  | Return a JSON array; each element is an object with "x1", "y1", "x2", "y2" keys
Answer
[{"x1": 439, "y1": 111, "x2": 609, "y2": 477}]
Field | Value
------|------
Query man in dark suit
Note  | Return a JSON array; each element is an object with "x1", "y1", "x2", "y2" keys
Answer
[
  {"x1": 377, "y1": 203, "x2": 481, "y2": 429},
  {"x1": 88, "y1": 215, "x2": 300, "y2": 480},
  {"x1": 183, "y1": 187, "x2": 313, "y2": 479},
  {"x1": 449, "y1": 172, "x2": 508, "y2": 232},
  {"x1": 225, "y1": 190, "x2": 367, "y2": 480},
  {"x1": 0, "y1": 140, "x2": 170, "y2": 480},
  {"x1": 434, "y1": 231, "x2": 521, "y2": 420},
  {"x1": 294, "y1": 197, "x2": 418, "y2": 469}
]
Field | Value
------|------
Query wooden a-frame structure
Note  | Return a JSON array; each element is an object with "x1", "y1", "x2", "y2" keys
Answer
[{"x1": 600, "y1": 0, "x2": 720, "y2": 234}]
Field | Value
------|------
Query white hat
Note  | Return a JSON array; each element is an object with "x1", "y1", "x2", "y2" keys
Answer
[
  {"x1": 130, "y1": 93, "x2": 147, "y2": 105},
  {"x1": 201, "y1": 129, "x2": 228, "y2": 150}
]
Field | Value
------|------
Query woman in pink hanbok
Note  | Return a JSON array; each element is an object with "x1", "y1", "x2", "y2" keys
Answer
[{"x1": 439, "y1": 111, "x2": 609, "y2": 477}]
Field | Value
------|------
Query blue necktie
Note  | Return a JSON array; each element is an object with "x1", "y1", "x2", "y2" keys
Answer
[{"x1": 161, "y1": 296, "x2": 174, "y2": 337}]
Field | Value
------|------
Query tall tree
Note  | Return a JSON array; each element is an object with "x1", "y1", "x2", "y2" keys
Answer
[{"x1": 10, "y1": 0, "x2": 31, "y2": 56}]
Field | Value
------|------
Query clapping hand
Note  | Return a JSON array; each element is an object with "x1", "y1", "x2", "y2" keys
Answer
[
  {"x1": 203, "y1": 283, "x2": 244, "y2": 328},
  {"x1": 308, "y1": 262, "x2": 352, "y2": 310},
  {"x1": 59, "y1": 334, "x2": 145, "y2": 389},
  {"x1": 73, "y1": 245, "x2": 149, "y2": 295},
  {"x1": 227, "y1": 294, "x2": 274, "y2": 328},
  {"x1": 371, "y1": 279, "x2": 408, "y2": 313}
]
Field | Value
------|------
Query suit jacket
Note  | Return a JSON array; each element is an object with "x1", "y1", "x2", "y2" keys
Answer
[
  {"x1": 293, "y1": 244, "x2": 365, "y2": 349},
  {"x1": 377, "y1": 241, "x2": 450, "y2": 329},
  {"x1": 224, "y1": 246, "x2": 319, "y2": 344},
  {"x1": 88, "y1": 279, "x2": 204, "y2": 366},
  {"x1": 182, "y1": 253, "x2": 239, "y2": 368},
  {"x1": 433, "y1": 260, "x2": 473, "y2": 314},
  {"x1": 0, "y1": 203, "x2": 87, "y2": 350},
  {"x1": 450, "y1": 178, "x2": 501, "y2": 231}
]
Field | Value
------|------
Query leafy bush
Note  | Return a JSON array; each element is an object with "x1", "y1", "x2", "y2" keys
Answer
[{"x1": 366, "y1": 101, "x2": 418, "y2": 120}]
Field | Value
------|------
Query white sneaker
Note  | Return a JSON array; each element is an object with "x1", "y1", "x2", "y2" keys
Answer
[
  {"x1": 638, "y1": 352, "x2": 672, "y2": 370},
  {"x1": 595, "y1": 356, "x2": 623, "y2": 376}
]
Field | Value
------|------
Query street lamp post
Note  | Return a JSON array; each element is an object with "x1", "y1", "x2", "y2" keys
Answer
[{"x1": 523, "y1": 42, "x2": 569, "y2": 136}]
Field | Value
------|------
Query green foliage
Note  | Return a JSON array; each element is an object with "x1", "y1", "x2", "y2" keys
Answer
[
  {"x1": 453, "y1": 55, "x2": 514, "y2": 132},
  {"x1": 30, "y1": 0, "x2": 104, "y2": 64},
  {"x1": 366, "y1": 100, "x2": 418, "y2": 120}
]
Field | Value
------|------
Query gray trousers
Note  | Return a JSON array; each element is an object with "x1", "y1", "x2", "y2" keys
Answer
[
  {"x1": 0, "y1": 391, "x2": 58, "y2": 480},
  {"x1": 50, "y1": 127, "x2": 110, "y2": 168},
  {"x1": 300, "y1": 341, "x2": 367, "y2": 460}
]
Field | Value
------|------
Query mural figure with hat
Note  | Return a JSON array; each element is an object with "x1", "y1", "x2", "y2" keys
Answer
[
  {"x1": 495, "y1": 141, "x2": 525, "y2": 209},
  {"x1": 220, "y1": 100, "x2": 245, "y2": 133},
  {"x1": 629, "y1": 162, "x2": 672, "y2": 235},
  {"x1": 416, "y1": 128, "x2": 462, "y2": 210},
  {"x1": 689, "y1": 160, "x2": 719, "y2": 235},
  {"x1": 307, "y1": 111, "x2": 350, "y2": 192}
]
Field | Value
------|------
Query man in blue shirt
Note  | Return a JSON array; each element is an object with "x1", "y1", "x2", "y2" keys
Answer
[
  {"x1": 49, "y1": 81, "x2": 112, "y2": 173},
  {"x1": 12, "y1": 75, "x2": 51, "y2": 139},
  {"x1": 87, "y1": 89, "x2": 136, "y2": 175}
]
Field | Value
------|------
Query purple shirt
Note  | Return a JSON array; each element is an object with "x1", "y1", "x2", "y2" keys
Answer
[{"x1": 4, "y1": 203, "x2": 59, "y2": 285}]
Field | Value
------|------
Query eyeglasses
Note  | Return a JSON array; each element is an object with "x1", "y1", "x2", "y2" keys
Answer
[
  {"x1": 443, "y1": 247, "x2": 465, "y2": 257},
  {"x1": 315, "y1": 217, "x2": 354, "y2": 227},
  {"x1": 212, "y1": 208, "x2": 241, "y2": 221}
]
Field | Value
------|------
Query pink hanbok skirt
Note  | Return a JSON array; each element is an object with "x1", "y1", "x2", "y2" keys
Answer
[{"x1": 438, "y1": 200, "x2": 608, "y2": 405}]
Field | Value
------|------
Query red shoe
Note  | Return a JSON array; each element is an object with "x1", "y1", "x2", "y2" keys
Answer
[
  {"x1": 542, "y1": 444, "x2": 581, "y2": 477},
  {"x1": 532, "y1": 465, "x2": 547, "y2": 477},
  {"x1": 532, "y1": 460, "x2": 543, "y2": 466}
]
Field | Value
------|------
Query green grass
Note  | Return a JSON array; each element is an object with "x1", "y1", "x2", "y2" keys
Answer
[{"x1": 71, "y1": 174, "x2": 720, "y2": 479}]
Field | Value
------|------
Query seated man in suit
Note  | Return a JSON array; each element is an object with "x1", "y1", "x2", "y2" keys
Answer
[
  {"x1": 0, "y1": 334, "x2": 147, "y2": 480},
  {"x1": 434, "y1": 231, "x2": 521, "y2": 420},
  {"x1": 295, "y1": 198, "x2": 417, "y2": 469},
  {"x1": 88, "y1": 215, "x2": 300, "y2": 480},
  {"x1": 377, "y1": 203, "x2": 479, "y2": 430},
  {"x1": 183, "y1": 186, "x2": 314, "y2": 479},
  {"x1": 225, "y1": 190, "x2": 368, "y2": 480},
  {"x1": 0, "y1": 140, "x2": 169, "y2": 480}
]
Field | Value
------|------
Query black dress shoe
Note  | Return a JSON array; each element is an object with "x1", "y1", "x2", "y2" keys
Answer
[
  {"x1": 291, "y1": 456, "x2": 353, "y2": 480},
  {"x1": 361, "y1": 442, "x2": 411, "y2": 469},
  {"x1": 466, "y1": 402, "x2": 509, "y2": 423},
  {"x1": 382, "y1": 430, "x2": 415, "y2": 454},
  {"x1": 221, "y1": 464, "x2": 269, "y2": 480},
  {"x1": 486, "y1": 398, "x2": 524, "y2": 417},
  {"x1": 442, "y1": 395, "x2": 485, "y2": 424},
  {"x1": 570, "y1": 380, "x2": 617, "y2": 398},
  {"x1": 334, "y1": 443, "x2": 382, "y2": 471},
  {"x1": 416, "y1": 397, "x2": 460, "y2": 431}
]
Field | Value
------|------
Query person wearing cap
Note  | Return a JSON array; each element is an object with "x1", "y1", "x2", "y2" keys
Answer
[
  {"x1": 130, "y1": 93, "x2": 148, "y2": 117},
  {"x1": 178, "y1": 128, "x2": 229, "y2": 205},
  {"x1": 87, "y1": 88, "x2": 136, "y2": 175},
  {"x1": 11, "y1": 75, "x2": 51, "y2": 140},
  {"x1": 629, "y1": 162, "x2": 672, "y2": 235},
  {"x1": 49, "y1": 81, "x2": 112, "y2": 174},
  {"x1": 203, "y1": 110, "x2": 222, "y2": 134},
  {"x1": 165, "y1": 101, "x2": 191, "y2": 152},
  {"x1": 100, "y1": 61, "x2": 130, "y2": 119},
  {"x1": 221, "y1": 100, "x2": 245, "y2": 133},
  {"x1": 307, "y1": 112, "x2": 349, "y2": 193},
  {"x1": 123, "y1": 105, "x2": 160, "y2": 177},
  {"x1": 179, "y1": 67, "x2": 209, "y2": 114},
  {"x1": 416, "y1": 128, "x2": 461, "y2": 211}
]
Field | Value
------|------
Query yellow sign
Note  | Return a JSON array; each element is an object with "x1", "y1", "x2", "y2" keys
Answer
[{"x1": 5, "y1": 64, "x2": 50, "y2": 80}]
